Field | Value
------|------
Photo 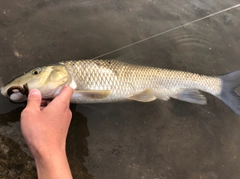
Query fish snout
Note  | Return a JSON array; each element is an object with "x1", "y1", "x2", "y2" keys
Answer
[
  {"x1": 1, "y1": 84, "x2": 29, "y2": 102},
  {"x1": 0, "y1": 86, "x2": 7, "y2": 97}
]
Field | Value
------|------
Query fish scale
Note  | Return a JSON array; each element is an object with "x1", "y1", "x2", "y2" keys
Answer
[
  {"x1": 60, "y1": 59, "x2": 221, "y2": 103},
  {"x1": 2, "y1": 59, "x2": 240, "y2": 115}
]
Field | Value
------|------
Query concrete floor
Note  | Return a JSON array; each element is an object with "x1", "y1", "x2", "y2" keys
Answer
[{"x1": 0, "y1": 0, "x2": 240, "y2": 178}]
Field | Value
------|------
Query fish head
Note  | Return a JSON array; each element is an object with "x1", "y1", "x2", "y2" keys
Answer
[{"x1": 1, "y1": 65, "x2": 71, "y2": 102}]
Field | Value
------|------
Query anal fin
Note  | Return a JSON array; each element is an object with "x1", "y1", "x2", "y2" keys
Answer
[
  {"x1": 128, "y1": 89, "x2": 156, "y2": 102},
  {"x1": 173, "y1": 89, "x2": 207, "y2": 105}
]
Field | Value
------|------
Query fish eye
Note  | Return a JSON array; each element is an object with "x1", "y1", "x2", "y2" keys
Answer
[{"x1": 32, "y1": 67, "x2": 42, "y2": 75}]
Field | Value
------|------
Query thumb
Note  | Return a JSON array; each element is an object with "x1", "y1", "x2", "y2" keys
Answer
[{"x1": 26, "y1": 89, "x2": 42, "y2": 110}]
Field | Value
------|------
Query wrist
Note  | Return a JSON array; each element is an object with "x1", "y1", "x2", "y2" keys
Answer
[{"x1": 33, "y1": 148, "x2": 72, "y2": 179}]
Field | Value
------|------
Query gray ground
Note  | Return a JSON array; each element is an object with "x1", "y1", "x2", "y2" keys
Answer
[{"x1": 0, "y1": 0, "x2": 240, "y2": 178}]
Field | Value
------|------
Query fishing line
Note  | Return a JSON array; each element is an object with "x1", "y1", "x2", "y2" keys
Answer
[{"x1": 92, "y1": 3, "x2": 240, "y2": 59}]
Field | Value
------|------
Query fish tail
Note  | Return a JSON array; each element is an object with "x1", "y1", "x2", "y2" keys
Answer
[{"x1": 218, "y1": 70, "x2": 240, "y2": 115}]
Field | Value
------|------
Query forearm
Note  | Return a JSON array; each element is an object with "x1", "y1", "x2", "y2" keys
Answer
[{"x1": 34, "y1": 149, "x2": 72, "y2": 179}]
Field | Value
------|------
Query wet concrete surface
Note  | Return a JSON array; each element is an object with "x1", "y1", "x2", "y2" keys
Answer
[{"x1": 0, "y1": 0, "x2": 240, "y2": 178}]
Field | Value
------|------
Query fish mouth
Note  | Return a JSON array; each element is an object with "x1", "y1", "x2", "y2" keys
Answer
[{"x1": 7, "y1": 83, "x2": 29, "y2": 97}]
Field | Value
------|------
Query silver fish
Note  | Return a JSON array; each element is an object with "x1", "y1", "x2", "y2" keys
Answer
[{"x1": 1, "y1": 59, "x2": 240, "y2": 114}]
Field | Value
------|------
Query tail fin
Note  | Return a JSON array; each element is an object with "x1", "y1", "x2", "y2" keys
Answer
[{"x1": 218, "y1": 70, "x2": 240, "y2": 115}]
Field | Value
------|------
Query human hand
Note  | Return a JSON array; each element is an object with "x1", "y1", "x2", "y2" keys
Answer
[{"x1": 20, "y1": 86, "x2": 74, "y2": 179}]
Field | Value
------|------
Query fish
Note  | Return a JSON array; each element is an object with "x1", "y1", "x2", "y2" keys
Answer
[{"x1": 1, "y1": 59, "x2": 240, "y2": 115}]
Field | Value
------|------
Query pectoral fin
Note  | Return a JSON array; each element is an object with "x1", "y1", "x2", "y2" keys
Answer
[
  {"x1": 173, "y1": 89, "x2": 207, "y2": 105},
  {"x1": 128, "y1": 89, "x2": 156, "y2": 102},
  {"x1": 75, "y1": 90, "x2": 111, "y2": 99}
]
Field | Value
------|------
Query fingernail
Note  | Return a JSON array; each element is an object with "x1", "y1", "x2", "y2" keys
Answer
[{"x1": 29, "y1": 89, "x2": 40, "y2": 96}]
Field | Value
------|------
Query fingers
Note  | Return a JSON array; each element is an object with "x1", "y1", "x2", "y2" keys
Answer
[
  {"x1": 25, "y1": 86, "x2": 73, "y2": 112},
  {"x1": 26, "y1": 89, "x2": 42, "y2": 110},
  {"x1": 56, "y1": 86, "x2": 74, "y2": 103},
  {"x1": 44, "y1": 86, "x2": 74, "y2": 111}
]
